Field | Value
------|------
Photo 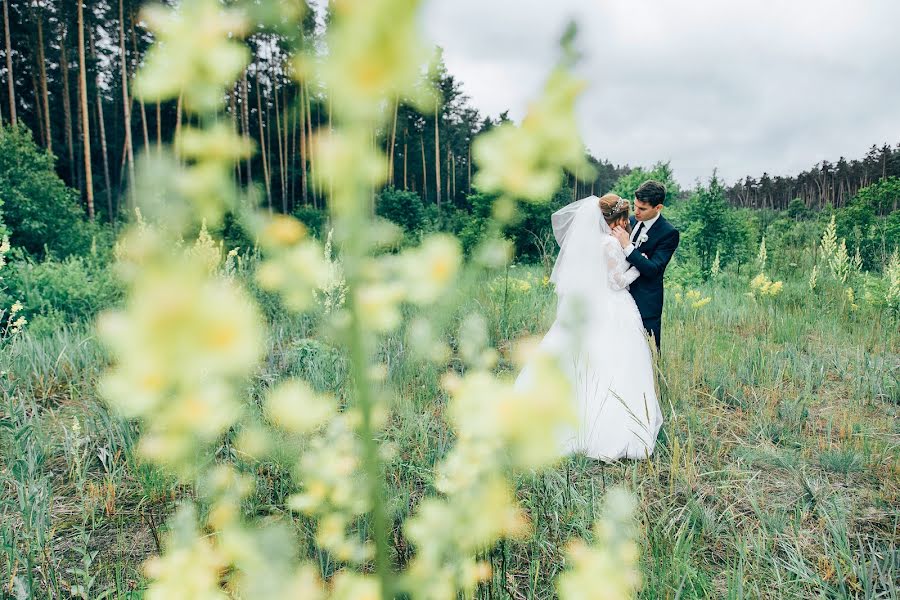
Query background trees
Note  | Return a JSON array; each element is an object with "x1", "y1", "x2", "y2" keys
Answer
[{"x1": 0, "y1": 0, "x2": 895, "y2": 266}]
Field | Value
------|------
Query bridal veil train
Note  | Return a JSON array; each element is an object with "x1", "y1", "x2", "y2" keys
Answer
[{"x1": 514, "y1": 195, "x2": 663, "y2": 461}]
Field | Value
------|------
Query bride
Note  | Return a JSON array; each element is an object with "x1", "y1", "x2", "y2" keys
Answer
[{"x1": 515, "y1": 193, "x2": 663, "y2": 461}]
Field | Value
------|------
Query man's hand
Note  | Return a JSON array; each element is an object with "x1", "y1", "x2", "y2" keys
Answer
[{"x1": 611, "y1": 225, "x2": 631, "y2": 249}]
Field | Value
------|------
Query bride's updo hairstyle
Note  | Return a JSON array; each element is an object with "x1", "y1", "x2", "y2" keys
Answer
[{"x1": 598, "y1": 193, "x2": 630, "y2": 229}]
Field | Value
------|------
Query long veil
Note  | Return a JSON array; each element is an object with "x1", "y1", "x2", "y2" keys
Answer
[{"x1": 550, "y1": 195, "x2": 611, "y2": 298}]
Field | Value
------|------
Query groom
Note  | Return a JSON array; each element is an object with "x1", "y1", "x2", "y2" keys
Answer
[{"x1": 611, "y1": 180, "x2": 680, "y2": 352}]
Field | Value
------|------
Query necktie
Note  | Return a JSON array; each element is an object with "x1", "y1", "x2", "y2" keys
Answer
[{"x1": 632, "y1": 222, "x2": 644, "y2": 245}]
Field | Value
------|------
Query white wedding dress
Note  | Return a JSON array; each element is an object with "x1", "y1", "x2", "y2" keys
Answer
[{"x1": 515, "y1": 196, "x2": 663, "y2": 461}]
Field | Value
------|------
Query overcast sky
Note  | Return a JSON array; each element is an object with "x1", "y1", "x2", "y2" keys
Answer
[{"x1": 418, "y1": 0, "x2": 900, "y2": 188}]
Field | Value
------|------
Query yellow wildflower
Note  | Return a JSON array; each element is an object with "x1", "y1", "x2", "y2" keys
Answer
[{"x1": 265, "y1": 380, "x2": 335, "y2": 434}]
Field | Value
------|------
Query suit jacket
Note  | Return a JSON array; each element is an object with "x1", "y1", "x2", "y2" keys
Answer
[{"x1": 626, "y1": 214, "x2": 680, "y2": 322}]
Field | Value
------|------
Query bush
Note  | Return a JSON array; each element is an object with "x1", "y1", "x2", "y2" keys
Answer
[
  {"x1": 834, "y1": 181, "x2": 900, "y2": 268},
  {"x1": 677, "y1": 175, "x2": 755, "y2": 277},
  {"x1": 376, "y1": 187, "x2": 425, "y2": 233},
  {"x1": 457, "y1": 192, "x2": 494, "y2": 254},
  {"x1": 0, "y1": 123, "x2": 101, "y2": 258},
  {"x1": 504, "y1": 187, "x2": 571, "y2": 263},
  {"x1": 293, "y1": 205, "x2": 329, "y2": 238},
  {"x1": 4, "y1": 254, "x2": 124, "y2": 324},
  {"x1": 787, "y1": 198, "x2": 809, "y2": 220},
  {"x1": 422, "y1": 205, "x2": 469, "y2": 237}
]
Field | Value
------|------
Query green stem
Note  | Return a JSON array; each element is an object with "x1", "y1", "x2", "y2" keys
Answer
[
  {"x1": 340, "y1": 189, "x2": 394, "y2": 594},
  {"x1": 345, "y1": 301, "x2": 394, "y2": 594}
]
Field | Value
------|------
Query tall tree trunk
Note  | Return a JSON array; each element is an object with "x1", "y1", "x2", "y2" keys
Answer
[
  {"x1": 420, "y1": 130, "x2": 427, "y2": 203},
  {"x1": 467, "y1": 143, "x2": 471, "y2": 194},
  {"x1": 174, "y1": 90, "x2": 183, "y2": 158},
  {"x1": 119, "y1": 0, "x2": 135, "y2": 192},
  {"x1": 130, "y1": 12, "x2": 150, "y2": 152},
  {"x1": 35, "y1": 4, "x2": 51, "y2": 152},
  {"x1": 266, "y1": 89, "x2": 276, "y2": 211},
  {"x1": 229, "y1": 87, "x2": 241, "y2": 187},
  {"x1": 77, "y1": 0, "x2": 94, "y2": 218},
  {"x1": 281, "y1": 84, "x2": 292, "y2": 214},
  {"x1": 273, "y1": 69, "x2": 286, "y2": 211},
  {"x1": 388, "y1": 96, "x2": 398, "y2": 185},
  {"x1": 327, "y1": 94, "x2": 333, "y2": 203},
  {"x1": 403, "y1": 139, "x2": 407, "y2": 190},
  {"x1": 89, "y1": 28, "x2": 112, "y2": 221},
  {"x1": 2, "y1": 0, "x2": 15, "y2": 126},
  {"x1": 254, "y1": 71, "x2": 272, "y2": 210},
  {"x1": 156, "y1": 98, "x2": 161, "y2": 156},
  {"x1": 31, "y1": 68, "x2": 45, "y2": 145},
  {"x1": 434, "y1": 111, "x2": 441, "y2": 208},
  {"x1": 306, "y1": 87, "x2": 316, "y2": 208},
  {"x1": 240, "y1": 70, "x2": 251, "y2": 184},
  {"x1": 451, "y1": 150, "x2": 456, "y2": 200},
  {"x1": 60, "y1": 28, "x2": 75, "y2": 184},
  {"x1": 290, "y1": 89, "x2": 297, "y2": 210},
  {"x1": 298, "y1": 82, "x2": 307, "y2": 206}
]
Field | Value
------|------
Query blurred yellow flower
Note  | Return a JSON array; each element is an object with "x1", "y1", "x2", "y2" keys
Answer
[
  {"x1": 400, "y1": 234, "x2": 462, "y2": 305},
  {"x1": 330, "y1": 571, "x2": 381, "y2": 600},
  {"x1": 261, "y1": 214, "x2": 308, "y2": 248},
  {"x1": 749, "y1": 273, "x2": 783, "y2": 298},
  {"x1": 144, "y1": 507, "x2": 227, "y2": 600},
  {"x1": 691, "y1": 297, "x2": 712, "y2": 310},
  {"x1": 355, "y1": 282, "x2": 405, "y2": 332},
  {"x1": 474, "y1": 67, "x2": 593, "y2": 203},
  {"x1": 318, "y1": 0, "x2": 432, "y2": 125},
  {"x1": 265, "y1": 379, "x2": 336, "y2": 434},
  {"x1": 137, "y1": 0, "x2": 250, "y2": 113},
  {"x1": 557, "y1": 488, "x2": 642, "y2": 600}
]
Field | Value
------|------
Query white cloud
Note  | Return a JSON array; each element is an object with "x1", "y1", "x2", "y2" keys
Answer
[{"x1": 421, "y1": 0, "x2": 900, "y2": 187}]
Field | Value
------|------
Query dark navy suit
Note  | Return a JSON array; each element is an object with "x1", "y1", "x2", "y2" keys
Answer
[{"x1": 625, "y1": 214, "x2": 680, "y2": 352}]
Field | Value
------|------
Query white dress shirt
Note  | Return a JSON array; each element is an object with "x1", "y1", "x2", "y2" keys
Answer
[{"x1": 624, "y1": 213, "x2": 661, "y2": 257}]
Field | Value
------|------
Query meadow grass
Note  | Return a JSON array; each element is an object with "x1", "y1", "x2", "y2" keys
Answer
[{"x1": 0, "y1": 257, "x2": 897, "y2": 599}]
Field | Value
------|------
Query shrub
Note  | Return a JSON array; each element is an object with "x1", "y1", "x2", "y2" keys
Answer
[
  {"x1": 375, "y1": 187, "x2": 425, "y2": 233},
  {"x1": 677, "y1": 175, "x2": 755, "y2": 277},
  {"x1": 0, "y1": 123, "x2": 102, "y2": 258},
  {"x1": 787, "y1": 198, "x2": 809, "y2": 220},
  {"x1": 293, "y1": 205, "x2": 329, "y2": 238},
  {"x1": 835, "y1": 179, "x2": 900, "y2": 268},
  {"x1": 4, "y1": 254, "x2": 123, "y2": 324}
]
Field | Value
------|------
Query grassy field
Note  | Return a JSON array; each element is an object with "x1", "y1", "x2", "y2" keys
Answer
[{"x1": 0, "y1": 252, "x2": 897, "y2": 598}]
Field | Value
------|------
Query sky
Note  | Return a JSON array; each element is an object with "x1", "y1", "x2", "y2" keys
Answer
[{"x1": 418, "y1": 0, "x2": 900, "y2": 188}]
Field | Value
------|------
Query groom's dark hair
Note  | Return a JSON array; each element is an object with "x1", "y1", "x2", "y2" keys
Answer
[{"x1": 635, "y1": 180, "x2": 667, "y2": 206}]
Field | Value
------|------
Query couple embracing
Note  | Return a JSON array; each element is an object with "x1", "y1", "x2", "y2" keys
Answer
[{"x1": 516, "y1": 181, "x2": 680, "y2": 462}]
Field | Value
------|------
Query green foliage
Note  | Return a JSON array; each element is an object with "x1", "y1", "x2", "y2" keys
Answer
[
  {"x1": 375, "y1": 187, "x2": 426, "y2": 233},
  {"x1": 456, "y1": 191, "x2": 494, "y2": 254},
  {"x1": 0, "y1": 124, "x2": 101, "y2": 258},
  {"x1": 787, "y1": 198, "x2": 809, "y2": 220},
  {"x1": 3, "y1": 253, "x2": 123, "y2": 327},
  {"x1": 456, "y1": 188, "x2": 572, "y2": 261},
  {"x1": 611, "y1": 161, "x2": 682, "y2": 204},
  {"x1": 503, "y1": 187, "x2": 571, "y2": 262},
  {"x1": 292, "y1": 205, "x2": 329, "y2": 238},
  {"x1": 835, "y1": 179, "x2": 899, "y2": 268},
  {"x1": 677, "y1": 175, "x2": 754, "y2": 276},
  {"x1": 854, "y1": 176, "x2": 900, "y2": 216},
  {"x1": 422, "y1": 205, "x2": 469, "y2": 237}
]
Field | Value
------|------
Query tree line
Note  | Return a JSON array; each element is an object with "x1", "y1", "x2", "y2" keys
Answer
[
  {"x1": 3, "y1": 1, "x2": 897, "y2": 223},
  {"x1": 725, "y1": 143, "x2": 900, "y2": 213},
  {"x1": 0, "y1": 0, "x2": 629, "y2": 223}
]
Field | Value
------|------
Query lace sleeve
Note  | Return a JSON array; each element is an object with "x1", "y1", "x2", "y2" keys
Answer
[{"x1": 605, "y1": 241, "x2": 641, "y2": 290}]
